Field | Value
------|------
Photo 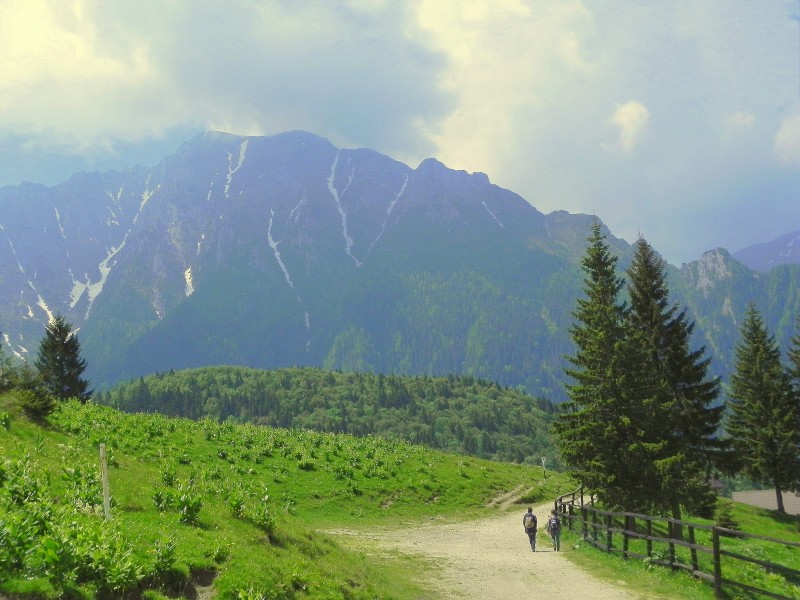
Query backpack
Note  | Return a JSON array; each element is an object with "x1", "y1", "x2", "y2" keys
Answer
[
  {"x1": 549, "y1": 516, "x2": 560, "y2": 531},
  {"x1": 523, "y1": 513, "x2": 536, "y2": 530}
]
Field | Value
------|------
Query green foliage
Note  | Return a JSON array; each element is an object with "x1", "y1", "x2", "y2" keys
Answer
[
  {"x1": 555, "y1": 221, "x2": 632, "y2": 508},
  {"x1": 176, "y1": 484, "x2": 203, "y2": 525},
  {"x1": 0, "y1": 394, "x2": 566, "y2": 598},
  {"x1": 97, "y1": 366, "x2": 561, "y2": 468},
  {"x1": 624, "y1": 238, "x2": 722, "y2": 518},
  {"x1": 727, "y1": 303, "x2": 800, "y2": 512},
  {"x1": 17, "y1": 388, "x2": 56, "y2": 419},
  {"x1": 13, "y1": 364, "x2": 56, "y2": 418},
  {"x1": 714, "y1": 500, "x2": 740, "y2": 531},
  {"x1": 34, "y1": 314, "x2": 92, "y2": 402},
  {"x1": 557, "y1": 227, "x2": 725, "y2": 517}
]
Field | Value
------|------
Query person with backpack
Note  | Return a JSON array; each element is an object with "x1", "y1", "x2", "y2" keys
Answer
[
  {"x1": 522, "y1": 507, "x2": 537, "y2": 552},
  {"x1": 546, "y1": 509, "x2": 561, "y2": 551}
]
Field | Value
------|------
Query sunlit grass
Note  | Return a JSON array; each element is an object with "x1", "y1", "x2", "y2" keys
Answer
[{"x1": 0, "y1": 394, "x2": 569, "y2": 599}]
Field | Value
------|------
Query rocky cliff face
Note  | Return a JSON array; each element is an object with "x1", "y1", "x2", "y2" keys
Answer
[{"x1": 0, "y1": 130, "x2": 797, "y2": 399}]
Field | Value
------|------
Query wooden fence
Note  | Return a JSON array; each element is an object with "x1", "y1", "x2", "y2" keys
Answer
[{"x1": 554, "y1": 488, "x2": 800, "y2": 599}]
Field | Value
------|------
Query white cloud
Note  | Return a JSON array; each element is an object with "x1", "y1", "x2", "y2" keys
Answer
[
  {"x1": 774, "y1": 112, "x2": 800, "y2": 166},
  {"x1": 0, "y1": 0, "x2": 797, "y2": 266},
  {"x1": 413, "y1": 0, "x2": 595, "y2": 176},
  {"x1": 609, "y1": 101, "x2": 649, "y2": 153},
  {"x1": 727, "y1": 112, "x2": 755, "y2": 129}
]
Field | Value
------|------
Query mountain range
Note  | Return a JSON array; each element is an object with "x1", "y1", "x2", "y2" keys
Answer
[
  {"x1": 1, "y1": 130, "x2": 798, "y2": 401},
  {"x1": 733, "y1": 230, "x2": 800, "y2": 272}
]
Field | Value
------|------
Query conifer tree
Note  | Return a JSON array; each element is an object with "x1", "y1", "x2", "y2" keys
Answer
[
  {"x1": 789, "y1": 314, "x2": 800, "y2": 438},
  {"x1": 728, "y1": 304, "x2": 799, "y2": 514},
  {"x1": 34, "y1": 314, "x2": 92, "y2": 403},
  {"x1": 0, "y1": 332, "x2": 15, "y2": 392},
  {"x1": 626, "y1": 238, "x2": 723, "y2": 519},
  {"x1": 554, "y1": 221, "x2": 653, "y2": 509}
]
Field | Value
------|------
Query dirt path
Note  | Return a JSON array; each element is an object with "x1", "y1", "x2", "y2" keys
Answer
[{"x1": 331, "y1": 492, "x2": 643, "y2": 599}]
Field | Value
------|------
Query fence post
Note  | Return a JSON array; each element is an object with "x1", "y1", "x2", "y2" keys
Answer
[
  {"x1": 582, "y1": 505, "x2": 588, "y2": 540},
  {"x1": 622, "y1": 515, "x2": 630, "y2": 559},
  {"x1": 688, "y1": 524, "x2": 698, "y2": 572},
  {"x1": 605, "y1": 514, "x2": 613, "y2": 551},
  {"x1": 667, "y1": 521, "x2": 676, "y2": 569},
  {"x1": 646, "y1": 519, "x2": 653, "y2": 559},
  {"x1": 99, "y1": 443, "x2": 111, "y2": 520},
  {"x1": 712, "y1": 527, "x2": 722, "y2": 598}
]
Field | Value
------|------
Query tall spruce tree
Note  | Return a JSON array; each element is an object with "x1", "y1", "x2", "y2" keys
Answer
[
  {"x1": 728, "y1": 304, "x2": 799, "y2": 514},
  {"x1": 626, "y1": 238, "x2": 723, "y2": 519},
  {"x1": 789, "y1": 314, "x2": 800, "y2": 438},
  {"x1": 34, "y1": 314, "x2": 92, "y2": 403},
  {"x1": 554, "y1": 221, "x2": 657, "y2": 510}
]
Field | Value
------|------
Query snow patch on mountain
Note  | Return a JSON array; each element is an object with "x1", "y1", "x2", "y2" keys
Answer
[
  {"x1": 138, "y1": 175, "x2": 156, "y2": 217},
  {"x1": 482, "y1": 200, "x2": 504, "y2": 227},
  {"x1": 86, "y1": 241, "x2": 126, "y2": 315},
  {"x1": 54, "y1": 207, "x2": 66, "y2": 240},
  {"x1": 184, "y1": 267, "x2": 194, "y2": 297},
  {"x1": 2, "y1": 332, "x2": 25, "y2": 361},
  {"x1": 268, "y1": 209, "x2": 311, "y2": 350},
  {"x1": 268, "y1": 210, "x2": 295, "y2": 290},
  {"x1": 0, "y1": 224, "x2": 54, "y2": 322},
  {"x1": 224, "y1": 140, "x2": 248, "y2": 198},
  {"x1": 327, "y1": 151, "x2": 362, "y2": 267},
  {"x1": 367, "y1": 174, "x2": 408, "y2": 255},
  {"x1": 288, "y1": 196, "x2": 304, "y2": 223}
]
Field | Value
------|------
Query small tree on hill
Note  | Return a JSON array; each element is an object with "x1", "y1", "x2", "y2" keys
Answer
[
  {"x1": 15, "y1": 363, "x2": 56, "y2": 417},
  {"x1": 34, "y1": 314, "x2": 92, "y2": 403},
  {"x1": 0, "y1": 332, "x2": 16, "y2": 393},
  {"x1": 727, "y1": 304, "x2": 800, "y2": 514}
]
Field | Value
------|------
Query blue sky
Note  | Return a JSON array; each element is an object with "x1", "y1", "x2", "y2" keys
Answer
[{"x1": 1, "y1": 0, "x2": 798, "y2": 265}]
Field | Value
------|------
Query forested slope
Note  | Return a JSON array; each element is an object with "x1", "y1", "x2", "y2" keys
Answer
[{"x1": 96, "y1": 366, "x2": 560, "y2": 467}]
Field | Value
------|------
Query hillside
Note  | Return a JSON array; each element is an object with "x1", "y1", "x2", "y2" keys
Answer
[
  {"x1": 95, "y1": 366, "x2": 561, "y2": 468},
  {"x1": 1, "y1": 131, "x2": 798, "y2": 402},
  {"x1": 0, "y1": 393, "x2": 566, "y2": 598}
]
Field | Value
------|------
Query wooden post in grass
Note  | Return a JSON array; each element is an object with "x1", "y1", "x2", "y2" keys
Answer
[
  {"x1": 712, "y1": 527, "x2": 722, "y2": 598},
  {"x1": 99, "y1": 443, "x2": 111, "y2": 520}
]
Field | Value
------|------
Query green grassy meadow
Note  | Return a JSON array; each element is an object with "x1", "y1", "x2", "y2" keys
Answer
[
  {"x1": 0, "y1": 393, "x2": 568, "y2": 599},
  {"x1": 2, "y1": 391, "x2": 797, "y2": 600},
  {"x1": 551, "y1": 500, "x2": 800, "y2": 600}
]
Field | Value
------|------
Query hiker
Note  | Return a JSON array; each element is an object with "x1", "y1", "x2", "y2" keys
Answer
[
  {"x1": 522, "y1": 507, "x2": 537, "y2": 552},
  {"x1": 546, "y1": 509, "x2": 561, "y2": 551}
]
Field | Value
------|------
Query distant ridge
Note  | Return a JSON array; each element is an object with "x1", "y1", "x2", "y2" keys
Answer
[
  {"x1": 0, "y1": 130, "x2": 798, "y2": 401},
  {"x1": 733, "y1": 231, "x2": 800, "y2": 272}
]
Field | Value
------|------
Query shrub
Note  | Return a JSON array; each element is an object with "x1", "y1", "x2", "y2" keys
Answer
[
  {"x1": 176, "y1": 485, "x2": 202, "y2": 525},
  {"x1": 17, "y1": 388, "x2": 56, "y2": 418}
]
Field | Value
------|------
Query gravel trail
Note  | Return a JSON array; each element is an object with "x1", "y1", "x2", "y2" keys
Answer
[{"x1": 331, "y1": 492, "x2": 645, "y2": 599}]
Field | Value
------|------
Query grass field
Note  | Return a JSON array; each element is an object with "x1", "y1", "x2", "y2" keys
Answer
[
  {"x1": 1, "y1": 392, "x2": 797, "y2": 599},
  {"x1": 0, "y1": 394, "x2": 570, "y2": 599}
]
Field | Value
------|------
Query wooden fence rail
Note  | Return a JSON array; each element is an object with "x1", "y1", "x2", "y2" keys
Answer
[{"x1": 554, "y1": 487, "x2": 800, "y2": 599}]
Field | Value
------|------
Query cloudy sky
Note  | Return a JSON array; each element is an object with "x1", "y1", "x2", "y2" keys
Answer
[{"x1": 1, "y1": 0, "x2": 799, "y2": 265}]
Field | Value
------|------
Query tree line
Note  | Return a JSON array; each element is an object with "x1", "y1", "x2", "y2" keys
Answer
[
  {"x1": 0, "y1": 314, "x2": 91, "y2": 415},
  {"x1": 554, "y1": 222, "x2": 800, "y2": 518},
  {"x1": 95, "y1": 366, "x2": 561, "y2": 466}
]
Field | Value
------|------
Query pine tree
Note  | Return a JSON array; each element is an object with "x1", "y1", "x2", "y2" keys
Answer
[
  {"x1": 0, "y1": 332, "x2": 15, "y2": 392},
  {"x1": 789, "y1": 314, "x2": 800, "y2": 445},
  {"x1": 728, "y1": 304, "x2": 800, "y2": 514},
  {"x1": 554, "y1": 221, "x2": 654, "y2": 510},
  {"x1": 34, "y1": 314, "x2": 92, "y2": 403},
  {"x1": 626, "y1": 238, "x2": 723, "y2": 519}
]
